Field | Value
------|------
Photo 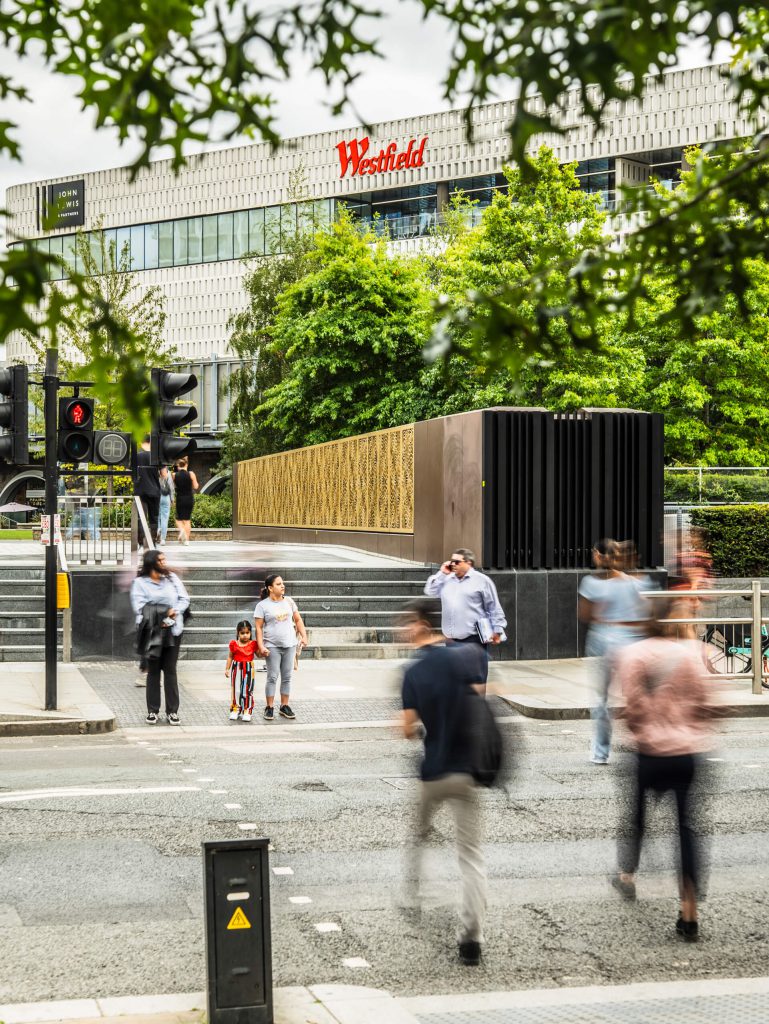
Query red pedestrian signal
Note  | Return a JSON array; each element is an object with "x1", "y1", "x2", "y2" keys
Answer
[{"x1": 58, "y1": 396, "x2": 94, "y2": 462}]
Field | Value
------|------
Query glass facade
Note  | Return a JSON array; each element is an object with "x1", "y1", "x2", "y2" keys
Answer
[{"x1": 31, "y1": 199, "x2": 335, "y2": 280}]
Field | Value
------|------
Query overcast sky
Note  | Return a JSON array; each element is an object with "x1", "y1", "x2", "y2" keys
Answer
[{"x1": 0, "y1": 4, "x2": 723, "y2": 235}]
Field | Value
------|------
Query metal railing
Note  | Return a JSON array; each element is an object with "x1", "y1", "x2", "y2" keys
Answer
[
  {"x1": 57, "y1": 495, "x2": 132, "y2": 566},
  {"x1": 646, "y1": 582, "x2": 768, "y2": 695},
  {"x1": 665, "y1": 466, "x2": 769, "y2": 505}
]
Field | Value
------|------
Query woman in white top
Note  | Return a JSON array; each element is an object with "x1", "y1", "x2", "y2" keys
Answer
[
  {"x1": 579, "y1": 538, "x2": 648, "y2": 764},
  {"x1": 254, "y1": 573, "x2": 308, "y2": 722}
]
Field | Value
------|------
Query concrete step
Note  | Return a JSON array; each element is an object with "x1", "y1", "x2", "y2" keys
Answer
[
  {"x1": 178, "y1": 566, "x2": 429, "y2": 581},
  {"x1": 0, "y1": 647, "x2": 63, "y2": 661},
  {"x1": 0, "y1": 628, "x2": 64, "y2": 644},
  {"x1": 178, "y1": 642, "x2": 410, "y2": 660},
  {"x1": 0, "y1": 597, "x2": 47, "y2": 611},
  {"x1": 0, "y1": 614, "x2": 64, "y2": 629},
  {"x1": 183, "y1": 624, "x2": 408, "y2": 645},
  {"x1": 183, "y1": 580, "x2": 428, "y2": 598},
  {"x1": 188, "y1": 595, "x2": 421, "y2": 612}
]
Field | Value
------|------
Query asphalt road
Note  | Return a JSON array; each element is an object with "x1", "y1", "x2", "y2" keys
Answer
[{"x1": 1, "y1": 701, "x2": 769, "y2": 1004}]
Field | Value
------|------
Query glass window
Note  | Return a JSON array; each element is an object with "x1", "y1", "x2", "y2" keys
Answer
[
  {"x1": 313, "y1": 199, "x2": 331, "y2": 228},
  {"x1": 248, "y1": 208, "x2": 265, "y2": 255},
  {"x1": 145, "y1": 224, "x2": 159, "y2": 269},
  {"x1": 130, "y1": 225, "x2": 144, "y2": 271},
  {"x1": 218, "y1": 212, "x2": 234, "y2": 260},
  {"x1": 202, "y1": 215, "x2": 218, "y2": 262},
  {"x1": 88, "y1": 232, "x2": 103, "y2": 274},
  {"x1": 102, "y1": 228, "x2": 117, "y2": 270},
  {"x1": 264, "y1": 206, "x2": 281, "y2": 255},
  {"x1": 280, "y1": 205, "x2": 296, "y2": 249},
  {"x1": 48, "y1": 236, "x2": 64, "y2": 281},
  {"x1": 173, "y1": 220, "x2": 188, "y2": 266},
  {"x1": 187, "y1": 218, "x2": 203, "y2": 264},
  {"x1": 116, "y1": 227, "x2": 131, "y2": 269},
  {"x1": 158, "y1": 222, "x2": 173, "y2": 268},
  {"x1": 233, "y1": 211, "x2": 249, "y2": 258},
  {"x1": 63, "y1": 235, "x2": 77, "y2": 274}
]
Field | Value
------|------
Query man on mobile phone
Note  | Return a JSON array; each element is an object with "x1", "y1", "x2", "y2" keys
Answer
[{"x1": 423, "y1": 548, "x2": 506, "y2": 684}]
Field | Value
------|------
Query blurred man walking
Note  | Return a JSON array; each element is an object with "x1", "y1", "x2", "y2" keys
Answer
[{"x1": 401, "y1": 598, "x2": 488, "y2": 966}]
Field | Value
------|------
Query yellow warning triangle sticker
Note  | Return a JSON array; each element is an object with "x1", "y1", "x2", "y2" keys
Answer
[{"x1": 227, "y1": 906, "x2": 251, "y2": 930}]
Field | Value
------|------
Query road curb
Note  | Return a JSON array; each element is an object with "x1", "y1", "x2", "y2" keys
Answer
[
  {"x1": 0, "y1": 715, "x2": 115, "y2": 737},
  {"x1": 500, "y1": 695, "x2": 769, "y2": 720},
  {"x1": 0, "y1": 986, "x2": 417, "y2": 1024}
]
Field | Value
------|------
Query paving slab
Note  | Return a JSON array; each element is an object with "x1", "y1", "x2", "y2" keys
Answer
[{"x1": 0, "y1": 663, "x2": 114, "y2": 736}]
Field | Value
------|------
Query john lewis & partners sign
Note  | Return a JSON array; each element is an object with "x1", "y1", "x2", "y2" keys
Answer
[
  {"x1": 336, "y1": 136, "x2": 428, "y2": 178},
  {"x1": 41, "y1": 179, "x2": 85, "y2": 230}
]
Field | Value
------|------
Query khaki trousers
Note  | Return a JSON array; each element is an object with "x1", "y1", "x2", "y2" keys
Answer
[{"x1": 407, "y1": 772, "x2": 486, "y2": 942}]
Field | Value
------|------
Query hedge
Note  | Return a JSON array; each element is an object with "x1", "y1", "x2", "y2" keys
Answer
[
  {"x1": 689, "y1": 505, "x2": 769, "y2": 577},
  {"x1": 665, "y1": 470, "x2": 769, "y2": 504},
  {"x1": 190, "y1": 493, "x2": 232, "y2": 529}
]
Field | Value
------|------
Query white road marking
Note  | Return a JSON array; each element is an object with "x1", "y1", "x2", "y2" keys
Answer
[
  {"x1": 182, "y1": 768, "x2": 197, "y2": 773},
  {"x1": 273, "y1": 866, "x2": 293, "y2": 876},
  {"x1": 209, "y1": 789, "x2": 228, "y2": 794},
  {"x1": 315, "y1": 922, "x2": 341, "y2": 933},
  {"x1": 707, "y1": 757, "x2": 725, "y2": 762},
  {"x1": 238, "y1": 823, "x2": 259, "y2": 831},
  {"x1": 342, "y1": 957, "x2": 370, "y2": 968},
  {"x1": 289, "y1": 896, "x2": 312, "y2": 904},
  {"x1": 198, "y1": 777, "x2": 214, "y2": 782},
  {"x1": 0, "y1": 786, "x2": 200, "y2": 805},
  {"x1": 224, "y1": 803, "x2": 242, "y2": 809}
]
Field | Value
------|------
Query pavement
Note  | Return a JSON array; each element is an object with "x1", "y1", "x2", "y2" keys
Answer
[
  {"x1": 6, "y1": 976, "x2": 769, "y2": 1023},
  {"x1": 3, "y1": 654, "x2": 768, "y2": 736}
]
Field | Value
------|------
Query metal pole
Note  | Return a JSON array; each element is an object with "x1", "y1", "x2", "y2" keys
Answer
[
  {"x1": 752, "y1": 579, "x2": 763, "y2": 696},
  {"x1": 44, "y1": 348, "x2": 59, "y2": 710}
]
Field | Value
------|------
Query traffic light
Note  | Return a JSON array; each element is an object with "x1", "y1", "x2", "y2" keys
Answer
[
  {"x1": 150, "y1": 369, "x2": 197, "y2": 464},
  {"x1": 58, "y1": 396, "x2": 94, "y2": 462},
  {"x1": 94, "y1": 430, "x2": 132, "y2": 468},
  {"x1": 0, "y1": 365, "x2": 29, "y2": 465}
]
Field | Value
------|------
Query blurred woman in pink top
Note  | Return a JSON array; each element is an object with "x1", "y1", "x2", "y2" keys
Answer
[{"x1": 611, "y1": 597, "x2": 717, "y2": 942}]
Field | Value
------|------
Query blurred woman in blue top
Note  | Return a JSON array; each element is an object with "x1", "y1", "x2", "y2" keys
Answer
[
  {"x1": 131, "y1": 549, "x2": 190, "y2": 725},
  {"x1": 579, "y1": 538, "x2": 648, "y2": 764}
]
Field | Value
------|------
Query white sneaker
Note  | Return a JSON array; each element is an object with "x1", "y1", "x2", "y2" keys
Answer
[
  {"x1": 229, "y1": 710, "x2": 240, "y2": 721},
  {"x1": 135, "y1": 677, "x2": 146, "y2": 688},
  {"x1": 241, "y1": 712, "x2": 252, "y2": 722}
]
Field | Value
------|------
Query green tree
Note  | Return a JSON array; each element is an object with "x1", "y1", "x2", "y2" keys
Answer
[
  {"x1": 3, "y1": 1, "x2": 769, "y2": 430},
  {"x1": 412, "y1": 150, "x2": 609, "y2": 418},
  {"x1": 25, "y1": 229, "x2": 174, "y2": 429},
  {"x1": 258, "y1": 210, "x2": 433, "y2": 448}
]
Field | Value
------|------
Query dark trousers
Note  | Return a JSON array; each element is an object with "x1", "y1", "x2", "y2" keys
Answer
[
  {"x1": 146, "y1": 636, "x2": 181, "y2": 715},
  {"x1": 139, "y1": 495, "x2": 160, "y2": 542},
  {"x1": 451, "y1": 636, "x2": 489, "y2": 683},
  {"x1": 621, "y1": 752, "x2": 699, "y2": 890}
]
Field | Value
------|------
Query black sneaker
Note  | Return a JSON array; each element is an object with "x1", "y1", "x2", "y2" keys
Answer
[
  {"x1": 263, "y1": 706, "x2": 274, "y2": 721},
  {"x1": 458, "y1": 940, "x2": 481, "y2": 966},
  {"x1": 167, "y1": 713, "x2": 180, "y2": 726},
  {"x1": 676, "y1": 917, "x2": 699, "y2": 942},
  {"x1": 146, "y1": 712, "x2": 158, "y2": 725},
  {"x1": 279, "y1": 704, "x2": 296, "y2": 720}
]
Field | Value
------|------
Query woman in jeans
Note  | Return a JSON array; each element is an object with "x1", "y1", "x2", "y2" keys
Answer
[
  {"x1": 611, "y1": 598, "x2": 716, "y2": 941},
  {"x1": 254, "y1": 573, "x2": 308, "y2": 721},
  {"x1": 131, "y1": 549, "x2": 190, "y2": 725},
  {"x1": 157, "y1": 466, "x2": 174, "y2": 545},
  {"x1": 579, "y1": 538, "x2": 647, "y2": 764}
]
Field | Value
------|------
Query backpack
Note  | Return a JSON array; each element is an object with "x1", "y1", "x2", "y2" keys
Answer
[{"x1": 460, "y1": 687, "x2": 505, "y2": 788}]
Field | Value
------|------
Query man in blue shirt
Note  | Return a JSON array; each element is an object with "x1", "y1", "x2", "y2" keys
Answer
[
  {"x1": 401, "y1": 598, "x2": 487, "y2": 967},
  {"x1": 424, "y1": 548, "x2": 507, "y2": 684}
]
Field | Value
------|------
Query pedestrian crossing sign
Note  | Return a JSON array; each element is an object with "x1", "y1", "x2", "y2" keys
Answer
[{"x1": 226, "y1": 906, "x2": 251, "y2": 930}]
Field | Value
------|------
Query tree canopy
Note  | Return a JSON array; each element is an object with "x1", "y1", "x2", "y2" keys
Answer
[{"x1": 2, "y1": 2, "x2": 769, "y2": 434}]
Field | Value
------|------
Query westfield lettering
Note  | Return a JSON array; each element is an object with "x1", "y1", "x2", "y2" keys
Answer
[{"x1": 336, "y1": 136, "x2": 428, "y2": 178}]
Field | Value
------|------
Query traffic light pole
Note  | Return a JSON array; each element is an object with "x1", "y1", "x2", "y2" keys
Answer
[{"x1": 44, "y1": 348, "x2": 59, "y2": 711}]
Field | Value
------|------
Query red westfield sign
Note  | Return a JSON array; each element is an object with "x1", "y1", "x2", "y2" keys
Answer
[{"x1": 336, "y1": 136, "x2": 428, "y2": 178}]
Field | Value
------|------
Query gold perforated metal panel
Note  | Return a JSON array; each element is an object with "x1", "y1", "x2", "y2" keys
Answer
[{"x1": 237, "y1": 424, "x2": 414, "y2": 533}]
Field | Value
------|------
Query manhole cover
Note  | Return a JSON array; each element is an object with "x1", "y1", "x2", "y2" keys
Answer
[{"x1": 292, "y1": 781, "x2": 331, "y2": 792}]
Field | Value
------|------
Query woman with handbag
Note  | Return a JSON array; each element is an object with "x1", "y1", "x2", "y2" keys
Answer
[
  {"x1": 157, "y1": 466, "x2": 174, "y2": 545},
  {"x1": 131, "y1": 549, "x2": 190, "y2": 725}
]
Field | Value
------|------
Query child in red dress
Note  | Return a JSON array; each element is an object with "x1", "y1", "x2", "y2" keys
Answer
[{"x1": 225, "y1": 620, "x2": 257, "y2": 722}]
